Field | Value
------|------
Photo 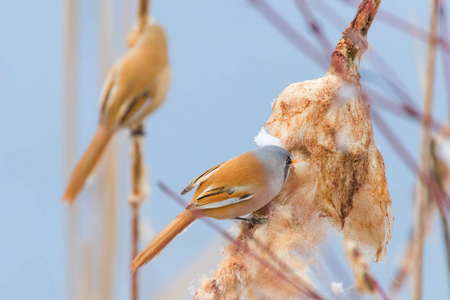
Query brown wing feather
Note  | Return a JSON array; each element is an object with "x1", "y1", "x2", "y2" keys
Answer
[
  {"x1": 185, "y1": 152, "x2": 268, "y2": 210},
  {"x1": 187, "y1": 188, "x2": 254, "y2": 209},
  {"x1": 181, "y1": 162, "x2": 224, "y2": 195},
  {"x1": 185, "y1": 152, "x2": 270, "y2": 219},
  {"x1": 119, "y1": 94, "x2": 149, "y2": 124},
  {"x1": 99, "y1": 69, "x2": 116, "y2": 117}
]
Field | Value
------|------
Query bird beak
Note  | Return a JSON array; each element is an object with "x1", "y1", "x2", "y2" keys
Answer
[{"x1": 291, "y1": 159, "x2": 298, "y2": 164}]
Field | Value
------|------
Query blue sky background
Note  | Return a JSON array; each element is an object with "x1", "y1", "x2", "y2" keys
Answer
[{"x1": 0, "y1": 0, "x2": 449, "y2": 299}]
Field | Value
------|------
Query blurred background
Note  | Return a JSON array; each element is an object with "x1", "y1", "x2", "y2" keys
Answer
[{"x1": 0, "y1": 0, "x2": 449, "y2": 299}]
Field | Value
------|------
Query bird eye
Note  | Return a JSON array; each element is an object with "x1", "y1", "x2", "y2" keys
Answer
[{"x1": 285, "y1": 156, "x2": 292, "y2": 165}]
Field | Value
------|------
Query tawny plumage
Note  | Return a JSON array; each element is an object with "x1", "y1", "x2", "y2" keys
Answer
[
  {"x1": 130, "y1": 146, "x2": 297, "y2": 272},
  {"x1": 63, "y1": 20, "x2": 170, "y2": 204}
]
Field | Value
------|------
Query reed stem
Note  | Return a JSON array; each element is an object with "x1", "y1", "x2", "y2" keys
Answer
[
  {"x1": 129, "y1": 124, "x2": 147, "y2": 300},
  {"x1": 413, "y1": 1, "x2": 439, "y2": 299},
  {"x1": 138, "y1": 0, "x2": 150, "y2": 32}
]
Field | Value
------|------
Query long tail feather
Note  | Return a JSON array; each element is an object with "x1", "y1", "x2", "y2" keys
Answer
[
  {"x1": 130, "y1": 210, "x2": 196, "y2": 272},
  {"x1": 63, "y1": 124, "x2": 113, "y2": 204}
]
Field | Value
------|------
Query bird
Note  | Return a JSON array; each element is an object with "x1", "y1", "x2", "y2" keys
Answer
[
  {"x1": 63, "y1": 19, "x2": 170, "y2": 204},
  {"x1": 130, "y1": 145, "x2": 298, "y2": 272}
]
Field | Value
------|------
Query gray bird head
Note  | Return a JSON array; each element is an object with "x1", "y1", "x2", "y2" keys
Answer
[{"x1": 253, "y1": 145, "x2": 296, "y2": 194}]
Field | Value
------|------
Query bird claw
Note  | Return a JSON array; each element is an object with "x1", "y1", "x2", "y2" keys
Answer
[
  {"x1": 235, "y1": 216, "x2": 268, "y2": 226},
  {"x1": 131, "y1": 126, "x2": 145, "y2": 136}
]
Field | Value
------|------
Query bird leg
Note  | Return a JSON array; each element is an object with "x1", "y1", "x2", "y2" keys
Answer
[
  {"x1": 130, "y1": 125, "x2": 145, "y2": 137},
  {"x1": 235, "y1": 216, "x2": 268, "y2": 227},
  {"x1": 129, "y1": 123, "x2": 148, "y2": 300}
]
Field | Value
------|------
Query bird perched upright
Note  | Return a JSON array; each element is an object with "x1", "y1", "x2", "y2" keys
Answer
[
  {"x1": 130, "y1": 145, "x2": 297, "y2": 272},
  {"x1": 63, "y1": 19, "x2": 170, "y2": 204}
]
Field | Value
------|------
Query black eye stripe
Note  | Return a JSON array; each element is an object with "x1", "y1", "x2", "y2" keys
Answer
[{"x1": 285, "y1": 156, "x2": 292, "y2": 165}]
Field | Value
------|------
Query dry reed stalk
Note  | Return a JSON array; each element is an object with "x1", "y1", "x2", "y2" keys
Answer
[
  {"x1": 430, "y1": 138, "x2": 450, "y2": 288},
  {"x1": 389, "y1": 167, "x2": 438, "y2": 296},
  {"x1": 440, "y1": 207, "x2": 450, "y2": 289},
  {"x1": 389, "y1": 205, "x2": 435, "y2": 296},
  {"x1": 293, "y1": 0, "x2": 333, "y2": 54},
  {"x1": 413, "y1": 1, "x2": 439, "y2": 299},
  {"x1": 361, "y1": 84, "x2": 445, "y2": 132},
  {"x1": 196, "y1": 0, "x2": 393, "y2": 298},
  {"x1": 128, "y1": 2, "x2": 151, "y2": 299},
  {"x1": 63, "y1": 1, "x2": 79, "y2": 299},
  {"x1": 344, "y1": 241, "x2": 388, "y2": 299},
  {"x1": 441, "y1": 213, "x2": 450, "y2": 287},
  {"x1": 390, "y1": 233, "x2": 414, "y2": 296},
  {"x1": 98, "y1": 0, "x2": 118, "y2": 298},
  {"x1": 440, "y1": 1, "x2": 450, "y2": 120},
  {"x1": 249, "y1": 0, "x2": 327, "y2": 69},
  {"x1": 311, "y1": 1, "x2": 415, "y2": 106},
  {"x1": 438, "y1": 0, "x2": 450, "y2": 286},
  {"x1": 390, "y1": 137, "x2": 450, "y2": 295},
  {"x1": 138, "y1": 0, "x2": 149, "y2": 32},
  {"x1": 129, "y1": 124, "x2": 148, "y2": 300},
  {"x1": 341, "y1": 0, "x2": 450, "y2": 53}
]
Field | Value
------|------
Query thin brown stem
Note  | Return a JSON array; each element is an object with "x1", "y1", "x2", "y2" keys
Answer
[
  {"x1": 129, "y1": 124, "x2": 147, "y2": 300},
  {"x1": 138, "y1": 0, "x2": 149, "y2": 32},
  {"x1": 130, "y1": 3, "x2": 150, "y2": 298},
  {"x1": 437, "y1": 1, "x2": 450, "y2": 120},
  {"x1": 248, "y1": 0, "x2": 327, "y2": 69},
  {"x1": 328, "y1": 0, "x2": 381, "y2": 81},
  {"x1": 293, "y1": 0, "x2": 333, "y2": 54},
  {"x1": 131, "y1": 203, "x2": 139, "y2": 300},
  {"x1": 413, "y1": 1, "x2": 439, "y2": 299},
  {"x1": 312, "y1": 0, "x2": 415, "y2": 105},
  {"x1": 441, "y1": 211, "x2": 450, "y2": 287},
  {"x1": 440, "y1": 0, "x2": 450, "y2": 287},
  {"x1": 340, "y1": 0, "x2": 450, "y2": 52}
]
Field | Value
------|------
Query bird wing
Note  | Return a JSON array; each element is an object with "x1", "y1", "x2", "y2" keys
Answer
[
  {"x1": 99, "y1": 68, "x2": 116, "y2": 118},
  {"x1": 181, "y1": 163, "x2": 225, "y2": 195},
  {"x1": 98, "y1": 31, "x2": 168, "y2": 126},
  {"x1": 119, "y1": 93, "x2": 150, "y2": 124},
  {"x1": 186, "y1": 185, "x2": 256, "y2": 210}
]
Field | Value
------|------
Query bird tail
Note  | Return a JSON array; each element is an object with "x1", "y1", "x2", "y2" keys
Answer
[
  {"x1": 130, "y1": 210, "x2": 196, "y2": 272},
  {"x1": 63, "y1": 124, "x2": 113, "y2": 204}
]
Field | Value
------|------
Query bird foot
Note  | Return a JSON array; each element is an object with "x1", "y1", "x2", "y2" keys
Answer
[
  {"x1": 131, "y1": 126, "x2": 145, "y2": 136},
  {"x1": 235, "y1": 216, "x2": 268, "y2": 226}
]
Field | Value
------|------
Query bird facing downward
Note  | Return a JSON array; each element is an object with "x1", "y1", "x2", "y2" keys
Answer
[
  {"x1": 130, "y1": 145, "x2": 297, "y2": 272},
  {"x1": 63, "y1": 19, "x2": 170, "y2": 204}
]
